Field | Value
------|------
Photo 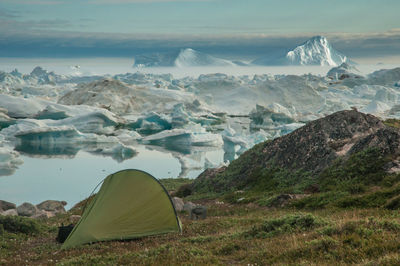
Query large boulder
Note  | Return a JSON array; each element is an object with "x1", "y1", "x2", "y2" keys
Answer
[
  {"x1": 16, "y1": 202, "x2": 38, "y2": 217},
  {"x1": 0, "y1": 200, "x2": 16, "y2": 212},
  {"x1": 172, "y1": 197, "x2": 184, "y2": 212},
  {"x1": 36, "y1": 200, "x2": 67, "y2": 214}
]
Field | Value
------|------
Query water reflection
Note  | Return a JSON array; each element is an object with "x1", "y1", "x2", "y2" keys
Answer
[{"x1": 0, "y1": 143, "x2": 224, "y2": 209}]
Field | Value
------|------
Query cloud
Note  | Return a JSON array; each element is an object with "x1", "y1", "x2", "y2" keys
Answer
[
  {"x1": 0, "y1": 9, "x2": 20, "y2": 18},
  {"x1": 0, "y1": 24, "x2": 399, "y2": 60}
]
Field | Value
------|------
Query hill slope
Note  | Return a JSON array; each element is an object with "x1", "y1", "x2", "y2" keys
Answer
[{"x1": 192, "y1": 110, "x2": 400, "y2": 196}]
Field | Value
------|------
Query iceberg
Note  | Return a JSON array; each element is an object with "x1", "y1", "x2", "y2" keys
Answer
[
  {"x1": 253, "y1": 36, "x2": 353, "y2": 66},
  {"x1": 133, "y1": 48, "x2": 236, "y2": 67},
  {"x1": 327, "y1": 63, "x2": 364, "y2": 80},
  {"x1": 174, "y1": 48, "x2": 236, "y2": 67},
  {"x1": 141, "y1": 124, "x2": 223, "y2": 153}
]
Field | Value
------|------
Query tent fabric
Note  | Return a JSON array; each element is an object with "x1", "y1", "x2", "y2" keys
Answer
[{"x1": 62, "y1": 169, "x2": 181, "y2": 249}]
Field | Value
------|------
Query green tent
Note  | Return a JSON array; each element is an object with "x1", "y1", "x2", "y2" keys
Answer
[{"x1": 62, "y1": 169, "x2": 182, "y2": 249}]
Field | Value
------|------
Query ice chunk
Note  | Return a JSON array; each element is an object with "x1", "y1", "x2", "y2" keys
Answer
[
  {"x1": 327, "y1": 63, "x2": 363, "y2": 80},
  {"x1": 141, "y1": 125, "x2": 223, "y2": 153},
  {"x1": 129, "y1": 112, "x2": 172, "y2": 135},
  {"x1": 88, "y1": 143, "x2": 137, "y2": 163},
  {"x1": 49, "y1": 111, "x2": 121, "y2": 134},
  {"x1": 361, "y1": 100, "x2": 391, "y2": 115},
  {"x1": 14, "y1": 126, "x2": 83, "y2": 156},
  {"x1": 368, "y1": 68, "x2": 400, "y2": 86},
  {"x1": 249, "y1": 104, "x2": 295, "y2": 130}
]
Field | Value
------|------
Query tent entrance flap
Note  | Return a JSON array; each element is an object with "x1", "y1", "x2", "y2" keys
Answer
[{"x1": 62, "y1": 169, "x2": 181, "y2": 249}]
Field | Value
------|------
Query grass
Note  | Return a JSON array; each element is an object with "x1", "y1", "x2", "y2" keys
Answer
[
  {"x1": 188, "y1": 148, "x2": 400, "y2": 211},
  {"x1": 2, "y1": 203, "x2": 400, "y2": 265},
  {"x1": 159, "y1": 178, "x2": 192, "y2": 192}
]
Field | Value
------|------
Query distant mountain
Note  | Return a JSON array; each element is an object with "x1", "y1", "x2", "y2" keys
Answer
[
  {"x1": 253, "y1": 36, "x2": 353, "y2": 66},
  {"x1": 133, "y1": 48, "x2": 237, "y2": 67}
]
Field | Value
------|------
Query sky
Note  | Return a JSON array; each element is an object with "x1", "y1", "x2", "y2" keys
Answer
[{"x1": 0, "y1": 0, "x2": 400, "y2": 61}]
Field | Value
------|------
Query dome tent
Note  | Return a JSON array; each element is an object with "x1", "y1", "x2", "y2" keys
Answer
[{"x1": 62, "y1": 169, "x2": 182, "y2": 249}]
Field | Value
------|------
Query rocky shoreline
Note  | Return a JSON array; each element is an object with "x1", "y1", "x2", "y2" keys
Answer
[{"x1": 0, "y1": 199, "x2": 67, "y2": 219}]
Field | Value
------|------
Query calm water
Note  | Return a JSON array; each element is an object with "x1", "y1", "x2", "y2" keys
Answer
[{"x1": 0, "y1": 145, "x2": 224, "y2": 209}]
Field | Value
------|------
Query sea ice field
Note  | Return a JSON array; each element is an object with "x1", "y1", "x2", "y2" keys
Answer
[{"x1": 0, "y1": 58, "x2": 400, "y2": 209}]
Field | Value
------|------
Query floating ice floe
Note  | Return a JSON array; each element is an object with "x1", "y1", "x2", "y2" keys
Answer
[{"x1": 141, "y1": 123, "x2": 223, "y2": 153}]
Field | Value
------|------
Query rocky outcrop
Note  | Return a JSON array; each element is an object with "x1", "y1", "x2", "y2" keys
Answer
[{"x1": 1, "y1": 199, "x2": 68, "y2": 219}]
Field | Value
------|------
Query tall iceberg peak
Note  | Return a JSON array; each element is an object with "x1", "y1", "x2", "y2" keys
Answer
[
  {"x1": 286, "y1": 36, "x2": 347, "y2": 66},
  {"x1": 253, "y1": 36, "x2": 353, "y2": 66}
]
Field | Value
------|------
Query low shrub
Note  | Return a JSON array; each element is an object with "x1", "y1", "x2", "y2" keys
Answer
[
  {"x1": 244, "y1": 213, "x2": 325, "y2": 238},
  {"x1": 0, "y1": 216, "x2": 44, "y2": 235}
]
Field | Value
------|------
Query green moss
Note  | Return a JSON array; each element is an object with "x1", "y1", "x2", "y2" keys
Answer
[{"x1": 384, "y1": 118, "x2": 400, "y2": 129}]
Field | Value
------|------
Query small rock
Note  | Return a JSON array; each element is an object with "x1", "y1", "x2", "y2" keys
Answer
[
  {"x1": 36, "y1": 200, "x2": 66, "y2": 214},
  {"x1": 183, "y1": 201, "x2": 197, "y2": 213},
  {"x1": 69, "y1": 215, "x2": 81, "y2": 224},
  {"x1": 190, "y1": 206, "x2": 207, "y2": 220},
  {"x1": 0, "y1": 209, "x2": 18, "y2": 216},
  {"x1": 17, "y1": 202, "x2": 38, "y2": 217},
  {"x1": 172, "y1": 197, "x2": 184, "y2": 212},
  {"x1": 0, "y1": 200, "x2": 16, "y2": 212},
  {"x1": 269, "y1": 194, "x2": 295, "y2": 208}
]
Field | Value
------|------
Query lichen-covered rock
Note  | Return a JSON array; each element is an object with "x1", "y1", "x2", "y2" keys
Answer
[
  {"x1": 69, "y1": 215, "x2": 81, "y2": 224},
  {"x1": 16, "y1": 202, "x2": 38, "y2": 217},
  {"x1": 0, "y1": 200, "x2": 16, "y2": 212},
  {"x1": 33, "y1": 210, "x2": 55, "y2": 219},
  {"x1": 0, "y1": 209, "x2": 18, "y2": 216},
  {"x1": 36, "y1": 200, "x2": 66, "y2": 214},
  {"x1": 172, "y1": 197, "x2": 184, "y2": 212},
  {"x1": 183, "y1": 202, "x2": 197, "y2": 213}
]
